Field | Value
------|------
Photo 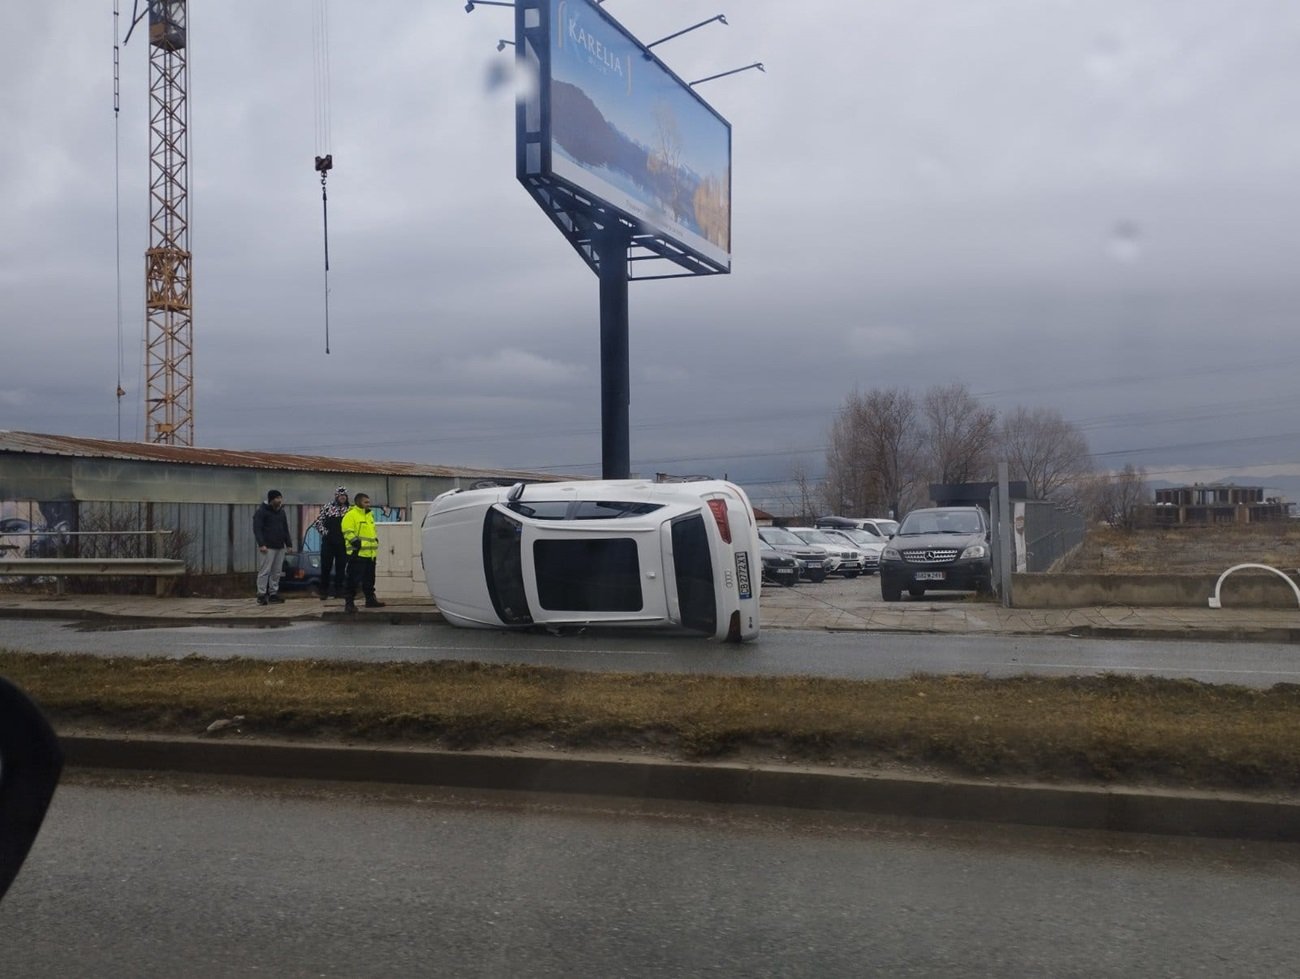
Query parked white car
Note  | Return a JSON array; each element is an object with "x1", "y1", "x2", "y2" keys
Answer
[
  {"x1": 421, "y1": 479, "x2": 762, "y2": 641},
  {"x1": 818, "y1": 528, "x2": 884, "y2": 575},
  {"x1": 787, "y1": 527, "x2": 866, "y2": 578},
  {"x1": 815, "y1": 516, "x2": 898, "y2": 539},
  {"x1": 757, "y1": 526, "x2": 835, "y2": 582}
]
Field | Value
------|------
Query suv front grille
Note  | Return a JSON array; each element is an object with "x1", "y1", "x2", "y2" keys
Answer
[{"x1": 901, "y1": 548, "x2": 959, "y2": 564}]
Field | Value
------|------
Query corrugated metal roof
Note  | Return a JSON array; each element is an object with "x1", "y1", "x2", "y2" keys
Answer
[{"x1": 0, "y1": 430, "x2": 572, "y2": 482}]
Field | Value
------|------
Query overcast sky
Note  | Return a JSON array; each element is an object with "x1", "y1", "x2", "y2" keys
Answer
[{"x1": 3, "y1": 0, "x2": 1298, "y2": 510}]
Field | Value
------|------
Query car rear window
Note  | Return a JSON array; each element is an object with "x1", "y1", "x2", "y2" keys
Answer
[{"x1": 533, "y1": 538, "x2": 643, "y2": 611}]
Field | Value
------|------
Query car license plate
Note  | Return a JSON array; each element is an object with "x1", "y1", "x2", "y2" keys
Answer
[
  {"x1": 915, "y1": 571, "x2": 946, "y2": 581},
  {"x1": 735, "y1": 551, "x2": 752, "y2": 599},
  {"x1": 806, "y1": 561, "x2": 822, "y2": 569}
]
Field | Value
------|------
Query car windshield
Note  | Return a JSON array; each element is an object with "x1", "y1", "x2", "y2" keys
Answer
[
  {"x1": 760, "y1": 528, "x2": 804, "y2": 545},
  {"x1": 839, "y1": 530, "x2": 879, "y2": 547},
  {"x1": 794, "y1": 530, "x2": 837, "y2": 545},
  {"x1": 899, "y1": 512, "x2": 985, "y2": 535}
]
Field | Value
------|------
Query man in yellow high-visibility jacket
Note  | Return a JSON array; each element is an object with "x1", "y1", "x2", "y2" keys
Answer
[{"x1": 341, "y1": 492, "x2": 385, "y2": 613}]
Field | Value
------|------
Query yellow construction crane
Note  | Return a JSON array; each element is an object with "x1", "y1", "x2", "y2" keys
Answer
[{"x1": 124, "y1": 1, "x2": 193, "y2": 445}]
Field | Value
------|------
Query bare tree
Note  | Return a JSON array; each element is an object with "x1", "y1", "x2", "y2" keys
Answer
[
  {"x1": 1081, "y1": 463, "x2": 1149, "y2": 529},
  {"x1": 922, "y1": 382, "x2": 999, "y2": 484},
  {"x1": 999, "y1": 406, "x2": 1092, "y2": 501},
  {"x1": 824, "y1": 387, "x2": 922, "y2": 516},
  {"x1": 787, "y1": 459, "x2": 819, "y2": 523}
]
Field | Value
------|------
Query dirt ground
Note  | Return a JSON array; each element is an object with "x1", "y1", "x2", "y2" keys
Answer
[{"x1": 1058, "y1": 523, "x2": 1300, "y2": 574}]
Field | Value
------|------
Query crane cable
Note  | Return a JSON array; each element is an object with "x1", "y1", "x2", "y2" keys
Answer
[
  {"x1": 113, "y1": 1, "x2": 126, "y2": 438},
  {"x1": 312, "y1": 0, "x2": 334, "y2": 354}
]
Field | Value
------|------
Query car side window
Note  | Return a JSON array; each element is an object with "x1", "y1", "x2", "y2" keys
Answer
[
  {"x1": 506, "y1": 501, "x2": 571, "y2": 520},
  {"x1": 571, "y1": 501, "x2": 664, "y2": 520}
]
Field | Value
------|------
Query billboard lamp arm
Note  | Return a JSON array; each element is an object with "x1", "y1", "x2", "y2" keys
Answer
[
  {"x1": 689, "y1": 62, "x2": 764, "y2": 87},
  {"x1": 646, "y1": 15, "x2": 727, "y2": 50}
]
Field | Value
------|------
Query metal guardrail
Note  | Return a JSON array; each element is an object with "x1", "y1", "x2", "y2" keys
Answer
[
  {"x1": 0, "y1": 530, "x2": 176, "y2": 560},
  {"x1": 0, "y1": 558, "x2": 186, "y2": 597}
]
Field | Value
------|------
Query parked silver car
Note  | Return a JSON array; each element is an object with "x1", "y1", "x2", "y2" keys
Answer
[
  {"x1": 787, "y1": 527, "x2": 866, "y2": 578},
  {"x1": 757, "y1": 526, "x2": 832, "y2": 583},
  {"x1": 818, "y1": 528, "x2": 883, "y2": 575}
]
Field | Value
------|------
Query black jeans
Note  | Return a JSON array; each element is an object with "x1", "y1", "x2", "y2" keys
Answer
[
  {"x1": 345, "y1": 556, "x2": 377, "y2": 603},
  {"x1": 319, "y1": 534, "x2": 349, "y2": 596}
]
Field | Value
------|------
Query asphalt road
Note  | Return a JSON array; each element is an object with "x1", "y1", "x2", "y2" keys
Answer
[
  {"x1": 3, "y1": 771, "x2": 1298, "y2": 978},
  {"x1": 1, "y1": 617, "x2": 1299, "y2": 687}
]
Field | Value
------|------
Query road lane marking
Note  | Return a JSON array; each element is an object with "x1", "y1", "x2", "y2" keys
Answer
[{"x1": 178, "y1": 641, "x2": 668, "y2": 656}]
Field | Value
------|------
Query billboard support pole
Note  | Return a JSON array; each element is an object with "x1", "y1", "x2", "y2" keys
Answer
[{"x1": 597, "y1": 221, "x2": 632, "y2": 479}]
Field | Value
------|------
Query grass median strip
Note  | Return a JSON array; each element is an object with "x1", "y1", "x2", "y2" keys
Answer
[{"x1": 3, "y1": 650, "x2": 1299, "y2": 792}]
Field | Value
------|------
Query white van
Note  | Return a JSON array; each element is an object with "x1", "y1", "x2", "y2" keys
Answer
[
  {"x1": 421, "y1": 479, "x2": 762, "y2": 641},
  {"x1": 815, "y1": 515, "x2": 898, "y2": 538}
]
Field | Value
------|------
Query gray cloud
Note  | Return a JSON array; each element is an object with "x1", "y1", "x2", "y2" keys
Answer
[{"x1": 2, "y1": 1, "x2": 1298, "y2": 509}]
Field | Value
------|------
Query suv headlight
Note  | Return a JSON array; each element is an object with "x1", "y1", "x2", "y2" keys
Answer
[
  {"x1": 882, "y1": 546, "x2": 900, "y2": 560},
  {"x1": 960, "y1": 543, "x2": 988, "y2": 560}
]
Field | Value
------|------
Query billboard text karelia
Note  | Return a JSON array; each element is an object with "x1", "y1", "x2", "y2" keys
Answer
[{"x1": 546, "y1": 0, "x2": 731, "y2": 268}]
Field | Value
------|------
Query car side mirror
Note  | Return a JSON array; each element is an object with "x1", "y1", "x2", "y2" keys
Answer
[{"x1": 0, "y1": 677, "x2": 63, "y2": 902}]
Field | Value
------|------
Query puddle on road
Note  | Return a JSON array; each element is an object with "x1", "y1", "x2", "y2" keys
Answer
[{"x1": 71, "y1": 620, "x2": 295, "y2": 633}]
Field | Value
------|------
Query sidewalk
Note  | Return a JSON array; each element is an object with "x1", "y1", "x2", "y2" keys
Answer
[{"x1": 0, "y1": 583, "x2": 1297, "y2": 640}]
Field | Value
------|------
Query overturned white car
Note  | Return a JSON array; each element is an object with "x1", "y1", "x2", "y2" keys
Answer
[{"x1": 421, "y1": 479, "x2": 762, "y2": 641}]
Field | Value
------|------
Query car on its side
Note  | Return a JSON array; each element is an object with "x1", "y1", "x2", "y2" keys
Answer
[
  {"x1": 758, "y1": 540, "x2": 800, "y2": 586},
  {"x1": 788, "y1": 527, "x2": 865, "y2": 578},
  {"x1": 818, "y1": 528, "x2": 883, "y2": 575},
  {"x1": 878, "y1": 506, "x2": 992, "y2": 601},
  {"x1": 422, "y1": 478, "x2": 762, "y2": 641},
  {"x1": 757, "y1": 526, "x2": 832, "y2": 583}
]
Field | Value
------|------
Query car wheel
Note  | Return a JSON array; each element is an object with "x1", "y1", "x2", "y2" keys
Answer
[
  {"x1": 844, "y1": 571, "x2": 860, "y2": 579},
  {"x1": 881, "y1": 580, "x2": 902, "y2": 602},
  {"x1": 908, "y1": 585, "x2": 926, "y2": 597}
]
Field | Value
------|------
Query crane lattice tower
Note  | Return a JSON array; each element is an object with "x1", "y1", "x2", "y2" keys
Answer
[{"x1": 143, "y1": 1, "x2": 193, "y2": 445}]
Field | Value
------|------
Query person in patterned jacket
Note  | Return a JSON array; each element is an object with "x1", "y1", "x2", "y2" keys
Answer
[{"x1": 312, "y1": 486, "x2": 350, "y2": 599}]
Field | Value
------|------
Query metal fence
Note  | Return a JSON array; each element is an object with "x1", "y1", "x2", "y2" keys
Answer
[
  {"x1": 990, "y1": 483, "x2": 1087, "y2": 605},
  {"x1": 2, "y1": 501, "x2": 409, "y2": 577},
  {"x1": 1019, "y1": 500, "x2": 1086, "y2": 572}
]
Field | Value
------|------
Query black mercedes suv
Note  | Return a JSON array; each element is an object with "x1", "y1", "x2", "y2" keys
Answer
[{"x1": 878, "y1": 506, "x2": 992, "y2": 601}]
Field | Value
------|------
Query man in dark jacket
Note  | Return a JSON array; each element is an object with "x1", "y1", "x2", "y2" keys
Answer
[
  {"x1": 253, "y1": 489, "x2": 294, "y2": 605},
  {"x1": 312, "y1": 486, "x2": 350, "y2": 600}
]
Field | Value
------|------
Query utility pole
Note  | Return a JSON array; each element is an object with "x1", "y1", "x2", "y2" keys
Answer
[{"x1": 141, "y1": 1, "x2": 194, "y2": 444}]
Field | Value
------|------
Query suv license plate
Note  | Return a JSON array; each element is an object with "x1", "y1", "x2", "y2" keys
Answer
[
  {"x1": 915, "y1": 571, "x2": 946, "y2": 581},
  {"x1": 806, "y1": 561, "x2": 822, "y2": 569}
]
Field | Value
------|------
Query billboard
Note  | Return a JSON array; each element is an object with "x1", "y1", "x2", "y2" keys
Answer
[{"x1": 524, "y1": 0, "x2": 732, "y2": 271}]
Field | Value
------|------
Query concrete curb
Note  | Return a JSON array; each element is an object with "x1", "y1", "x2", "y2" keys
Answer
[
  {"x1": 6, "y1": 605, "x2": 1289, "y2": 643},
  {"x1": 1055, "y1": 625, "x2": 1300, "y2": 644},
  {"x1": 60, "y1": 735, "x2": 1300, "y2": 844}
]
